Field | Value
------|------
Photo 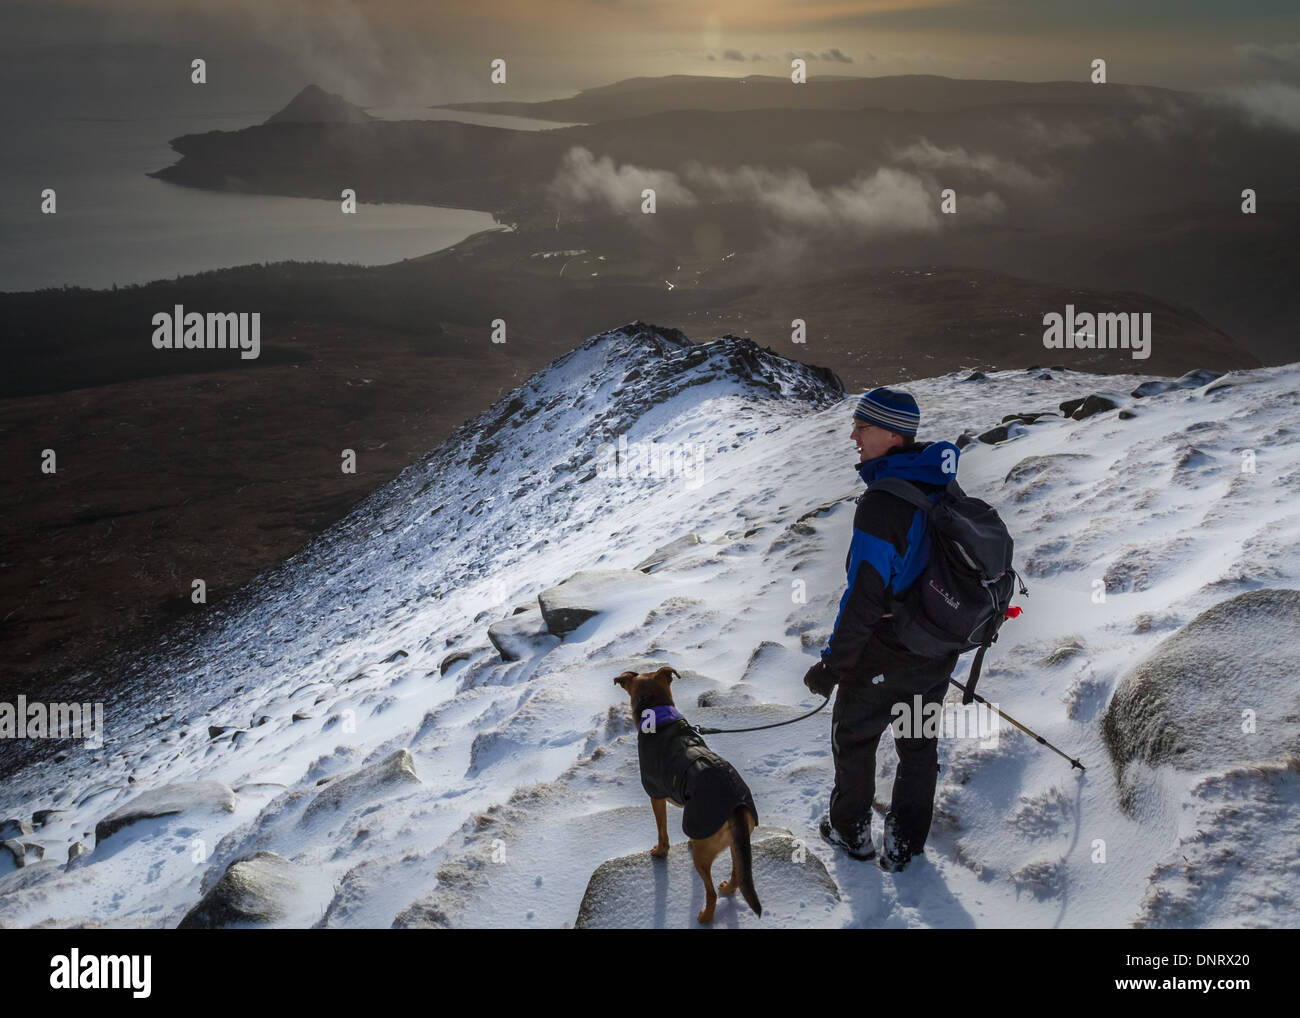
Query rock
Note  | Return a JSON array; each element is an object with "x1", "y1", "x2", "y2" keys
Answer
[
  {"x1": 291, "y1": 711, "x2": 314, "y2": 722},
  {"x1": 1010, "y1": 857, "x2": 1065, "y2": 900},
  {"x1": 3, "y1": 840, "x2": 26, "y2": 869},
  {"x1": 1, "y1": 840, "x2": 44, "y2": 869},
  {"x1": 1117, "y1": 409, "x2": 1139, "y2": 420},
  {"x1": 301, "y1": 749, "x2": 420, "y2": 823},
  {"x1": 439, "y1": 650, "x2": 473, "y2": 675},
  {"x1": 1177, "y1": 368, "x2": 1222, "y2": 388},
  {"x1": 32, "y1": 810, "x2": 63, "y2": 828},
  {"x1": 696, "y1": 686, "x2": 755, "y2": 707},
  {"x1": 0, "y1": 819, "x2": 32, "y2": 840},
  {"x1": 1001, "y1": 412, "x2": 1059, "y2": 425},
  {"x1": 1002, "y1": 454, "x2": 1093, "y2": 494},
  {"x1": 487, "y1": 607, "x2": 560, "y2": 661},
  {"x1": 383, "y1": 649, "x2": 409, "y2": 662},
  {"x1": 94, "y1": 781, "x2": 237, "y2": 843},
  {"x1": 977, "y1": 422, "x2": 1028, "y2": 445},
  {"x1": 1132, "y1": 757, "x2": 1299, "y2": 928},
  {"x1": 1202, "y1": 369, "x2": 1266, "y2": 395},
  {"x1": 66, "y1": 842, "x2": 90, "y2": 866},
  {"x1": 574, "y1": 827, "x2": 839, "y2": 928},
  {"x1": 178, "y1": 851, "x2": 301, "y2": 929},
  {"x1": 1132, "y1": 370, "x2": 1220, "y2": 398},
  {"x1": 536, "y1": 569, "x2": 645, "y2": 637},
  {"x1": 954, "y1": 432, "x2": 975, "y2": 449},
  {"x1": 961, "y1": 371, "x2": 987, "y2": 382},
  {"x1": 1041, "y1": 639, "x2": 1086, "y2": 666},
  {"x1": 1059, "y1": 397, "x2": 1085, "y2": 417},
  {"x1": 1065, "y1": 392, "x2": 1125, "y2": 420},
  {"x1": 634, "y1": 533, "x2": 703, "y2": 573},
  {"x1": 0, "y1": 859, "x2": 64, "y2": 898},
  {"x1": 1101, "y1": 589, "x2": 1300, "y2": 797},
  {"x1": 797, "y1": 501, "x2": 844, "y2": 523}
]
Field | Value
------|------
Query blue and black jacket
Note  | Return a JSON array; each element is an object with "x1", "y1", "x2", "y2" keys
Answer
[{"x1": 820, "y1": 440, "x2": 962, "y2": 683}]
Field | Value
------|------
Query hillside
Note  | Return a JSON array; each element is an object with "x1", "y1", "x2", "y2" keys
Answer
[{"x1": 2, "y1": 322, "x2": 1296, "y2": 928}]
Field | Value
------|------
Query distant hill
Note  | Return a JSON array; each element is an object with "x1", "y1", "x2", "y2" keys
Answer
[
  {"x1": 265, "y1": 84, "x2": 375, "y2": 125},
  {"x1": 435, "y1": 73, "x2": 1188, "y2": 122}
]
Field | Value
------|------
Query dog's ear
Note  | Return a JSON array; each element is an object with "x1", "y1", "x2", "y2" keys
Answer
[
  {"x1": 652, "y1": 666, "x2": 679, "y2": 685},
  {"x1": 613, "y1": 671, "x2": 638, "y2": 690}
]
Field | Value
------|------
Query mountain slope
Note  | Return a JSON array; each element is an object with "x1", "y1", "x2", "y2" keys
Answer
[
  {"x1": 1, "y1": 323, "x2": 1297, "y2": 928},
  {"x1": 265, "y1": 84, "x2": 375, "y2": 124}
]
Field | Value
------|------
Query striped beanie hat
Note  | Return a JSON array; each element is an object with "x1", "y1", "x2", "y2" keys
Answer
[{"x1": 853, "y1": 386, "x2": 920, "y2": 437}]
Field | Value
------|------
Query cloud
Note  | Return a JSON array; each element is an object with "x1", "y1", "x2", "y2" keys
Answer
[
  {"x1": 547, "y1": 146, "x2": 698, "y2": 213},
  {"x1": 1015, "y1": 114, "x2": 1096, "y2": 151},
  {"x1": 705, "y1": 49, "x2": 777, "y2": 62},
  {"x1": 548, "y1": 147, "x2": 1018, "y2": 237},
  {"x1": 1236, "y1": 41, "x2": 1300, "y2": 77},
  {"x1": 682, "y1": 162, "x2": 940, "y2": 234},
  {"x1": 784, "y1": 48, "x2": 855, "y2": 63},
  {"x1": 889, "y1": 139, "x2": 1057, "y2": 192},
  {"x1": 1216, "y1": 80, "x2": 1300, "y2": 132}
]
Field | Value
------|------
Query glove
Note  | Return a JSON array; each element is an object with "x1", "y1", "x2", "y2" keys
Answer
[{"x1": 803, "y1": 660, "x2": 837, "y2": 698}]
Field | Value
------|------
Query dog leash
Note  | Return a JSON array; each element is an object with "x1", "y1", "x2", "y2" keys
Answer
[{"x1": 688, "y1": 695, "x2": 831, "y2": 736}]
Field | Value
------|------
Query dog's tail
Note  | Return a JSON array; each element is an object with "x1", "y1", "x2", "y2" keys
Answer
[{"x1": 729, "y1": 805, "x2": 762, "y2": 918}]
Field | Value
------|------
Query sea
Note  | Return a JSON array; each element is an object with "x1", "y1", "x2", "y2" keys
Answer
[{"x1": 0, "y1": 97, "x2": 574, "y2": 293}]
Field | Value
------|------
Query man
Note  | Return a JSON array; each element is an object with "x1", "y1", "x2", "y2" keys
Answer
[{"x1": 803, "y1": 386, "x2": 961, "y2": 872}]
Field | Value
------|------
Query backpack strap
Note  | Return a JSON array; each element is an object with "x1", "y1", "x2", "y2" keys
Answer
[
  {"x1": 964, "y1": 637, "x2": 993, "y2": 705},
  {"x1": 866, "y1": 476, "x2": 949, "y2": 512}
]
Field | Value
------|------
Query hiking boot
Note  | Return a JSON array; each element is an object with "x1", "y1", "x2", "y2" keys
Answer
[
  {"x1": 877, "y1": 847, "x2": 915, "y2": 872},
  {"x1": 818, "y1": 811, "x2": 875, "y2": 861},
  {"x1": 878, "y1": 812, "x2": 917, "y2": 872}
]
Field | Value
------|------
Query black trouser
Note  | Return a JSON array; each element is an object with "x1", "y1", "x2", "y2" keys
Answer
[{"x1": 829, "y1": 654, "x2": 953, "y2": 860}]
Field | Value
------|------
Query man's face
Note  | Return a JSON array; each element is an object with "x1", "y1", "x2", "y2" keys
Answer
[{"x1": 851, "y1": 418, "x2": 903, "y2": 463}]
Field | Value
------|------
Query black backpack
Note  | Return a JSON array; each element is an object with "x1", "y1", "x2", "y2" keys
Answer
[{"x1": 866, "y1": 477, "x2": 1027, "y2": 703}]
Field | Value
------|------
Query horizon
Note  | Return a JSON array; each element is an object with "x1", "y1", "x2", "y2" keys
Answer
[{"x1": 5, "y1": 0, "x2": 1300, "y2": 110}]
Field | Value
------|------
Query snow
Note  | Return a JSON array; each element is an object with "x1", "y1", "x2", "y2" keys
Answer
[{"x1": 1, "y1": 322, "x2": 1297, "y2": 928}]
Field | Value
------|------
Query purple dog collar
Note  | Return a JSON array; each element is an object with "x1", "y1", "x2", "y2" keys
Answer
[{"x1": 641, "y1": 704, "x2": 684, "y2": 731}]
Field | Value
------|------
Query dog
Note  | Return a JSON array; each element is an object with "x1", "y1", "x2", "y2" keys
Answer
[{"x1": 614, "y1": 666, "x2": 761, "y2": 924}]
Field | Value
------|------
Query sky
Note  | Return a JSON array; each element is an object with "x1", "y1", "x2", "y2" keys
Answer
[{"x1": 3, "y1": 0, "x2": 1300, "y2": 113}]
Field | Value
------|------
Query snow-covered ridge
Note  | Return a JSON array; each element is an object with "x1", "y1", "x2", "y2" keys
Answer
[{"x1": 2, "y1": 327, "x2": 1297, "y2": 929}]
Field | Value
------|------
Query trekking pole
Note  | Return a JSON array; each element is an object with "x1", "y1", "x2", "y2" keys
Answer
[{"x1": 947, "y1": 677, "x2": 1086, "y2": 771}]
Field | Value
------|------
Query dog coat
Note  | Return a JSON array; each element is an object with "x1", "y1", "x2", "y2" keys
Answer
[{"x1": 637, "y1": 706, "x2": 758, "y2": 840}]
